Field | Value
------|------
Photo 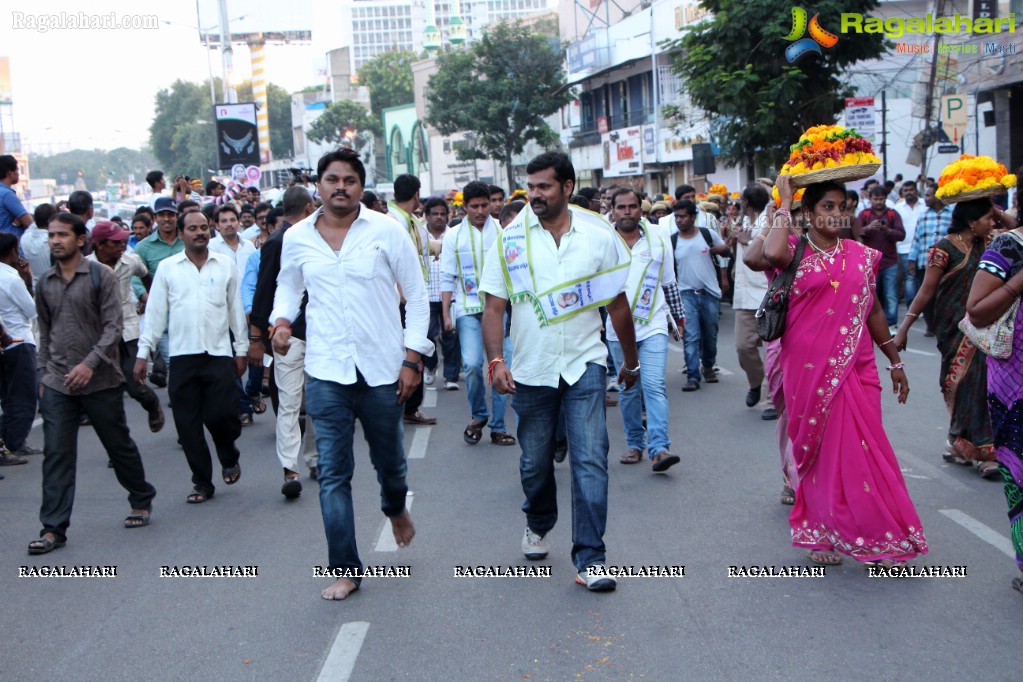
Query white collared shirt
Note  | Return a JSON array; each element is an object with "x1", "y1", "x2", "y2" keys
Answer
[
  {"x1": 439, "y1": 216, "x2": 500, "y2": 319},
  {"x1": 209, "y1": 234, "x2": 257, "y2": 277},
  {"x1": 732, "y1": 210, "x2": 771, "y2": 310},
  {"x1": 0, "y1": 261, "x2": 36, "y2": 346},
  {"x1": 605, "y1": 221, "x2": 675, "y2": 343},
  {"x1": 20, "y1": 224, "x2": 52, "y2": 289},
  {"x1": 87, "y1": 252, "x2": 148, "y2": 341},
  {"x1": 479, "y1": 210, "x2": 629, "y2": 388},
  {"x1": 272, "y1": 205, "x2": 434, "y2": 387},
  {"x1": 137, "y1": 250, "x2": 247, "y2": 360},
  {"x1": 894, "y1": 199, "x2": 926, "y2": 255}
]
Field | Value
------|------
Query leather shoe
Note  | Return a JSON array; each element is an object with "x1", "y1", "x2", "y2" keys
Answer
[
  {"x1": 404, "y1": 411, "x2": 437, "y2": 425},
  {"x1": 745, "y1": 386, "x2": 762, "y2": 407},
  {"x1": 703, "y1": 367, "x2": 719, "y2": 383},
  {"x1": 148, "y1": 405, "x2": 166, "y2": 433},
  {"x1": 761, "y1": 407, "x2": 779, "y2": 421},
  {"x1": 682, "y1": 380, "x2": 700, "y2": 392}
]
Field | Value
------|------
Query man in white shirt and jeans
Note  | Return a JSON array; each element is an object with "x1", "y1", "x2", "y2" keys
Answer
[
  {"x1": 272, "y1": 148, "x2": 432, "y2": 602},
  {"x1": 481, "y1": 152, "x2": 639, "y2": 592},
  {"x1": 134, "y1": 211, "x2": 248, "y2": 504},
  {"x1": 0, "y1": 232, "x2": 39, "y2": 461}
]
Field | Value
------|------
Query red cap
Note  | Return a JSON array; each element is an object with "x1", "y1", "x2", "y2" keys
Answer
[{"x1": 91, "y1": 221, "x2": 131, "y2": 243}]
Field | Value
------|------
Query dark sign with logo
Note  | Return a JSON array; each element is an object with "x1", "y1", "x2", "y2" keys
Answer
[
  {"x1": 214, "y1": 103, "x2": 260, "y2": 170},
  {"x1": 972, "y1": 0, "x2": 997, "y2": 20}
]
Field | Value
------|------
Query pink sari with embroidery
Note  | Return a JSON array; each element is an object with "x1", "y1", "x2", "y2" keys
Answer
[{"x1": 780, "y1": 237, "x2": 927, "y2": 562}]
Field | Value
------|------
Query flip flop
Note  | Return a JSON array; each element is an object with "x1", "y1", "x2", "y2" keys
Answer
[
  {"x1": 780, "y1": 485, "x2": 795, "y2": 505},
  {"x1": 124, "y1": 511, "x2": 151, "y2": 528},
  {"x1": 620, "y1": 449, "x2": 643, "y2": 464},
  {"x1": 490, "y1": 432, "x2": 516, "y2": 446},
  {"x1": 187, "y1": 487, "x2": 213, "y2": 504},
  {"x1": 28, "y1": 536, "x2": 66, "y2": 555}
]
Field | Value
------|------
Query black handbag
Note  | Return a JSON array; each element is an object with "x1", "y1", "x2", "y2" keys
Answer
[{"x1": 755, "y1": 237, "x2": 807, "y2": 342}]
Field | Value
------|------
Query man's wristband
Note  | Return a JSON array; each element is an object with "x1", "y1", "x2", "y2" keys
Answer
[
  {"x1": 401, "y1": 360, "x2": 420, "y2": 371},
  {"x1": 621, "y1": 363, "x2": 641, "y2": 377}
]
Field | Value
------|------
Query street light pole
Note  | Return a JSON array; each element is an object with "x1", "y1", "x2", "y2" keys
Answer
[{"x1": 218, "y1": 0, "x2": 236, "y2": 103}]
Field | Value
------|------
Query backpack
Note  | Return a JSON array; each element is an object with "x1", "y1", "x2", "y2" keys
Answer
[
  {"x1": 41, "y1": 259, "x2": 105, "y2": 319},
  {"x1": 670, "y1": 227, "x2": 721, "y2": 281}
]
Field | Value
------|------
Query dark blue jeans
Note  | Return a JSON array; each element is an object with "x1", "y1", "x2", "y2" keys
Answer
[
  {"x1": 0, "y1": 342, "x2": 38, "y2": 450},
  {"x1": 426, "y1": 301, "x2": 460, "y2": 382},
  {"x1": 681, "y1": 290, "x2": 720, "y2": 383},
  {"x1": 512, "y1": 363, "x2": 609, "y2": 571},
  {"x1": 306, "y1": 374, "x2": 409, "y2": 585},
  {"x1": 877, "y1": 263, "x2": 900, "y2": 326}
]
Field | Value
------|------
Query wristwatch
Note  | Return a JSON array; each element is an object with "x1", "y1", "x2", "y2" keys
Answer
[
  {"x1": 622, "y1": 364, "x2": 641, "y2": 377},
  {"x1": 401, "y1": 360, "x2": 420, "y2": 371}
]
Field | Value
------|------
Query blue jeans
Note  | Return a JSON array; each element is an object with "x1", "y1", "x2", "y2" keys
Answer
[
  {"x1": 877, "y1": 263, "x2": 899, "y2": 326},
  {"x1": 899, "y1": 254, "x2": 917, "y2": 306},
  {"x1": 608, "y1": 335, "x2": 670, "y2": 457},
  {"x1": 306, "y1": 374, "x2": 409, "y2": 585},
  {"x1": 512, "y1": 363, "x2": 608, "y2": 571},
  {"x1": 457, "y1": 313, "x2": 511, "y2": 432},
  {"x1": 681, "y1": 290, "x2": 720, "y2": 383},
  {"x1": 0, "y1": 343, "x2": 38, "y2": 450}
]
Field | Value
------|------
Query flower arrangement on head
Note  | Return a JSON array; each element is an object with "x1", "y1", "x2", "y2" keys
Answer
[
  {"x1": 708, "y1": 183, "x2": 728, "y2": 196},
  {"x1": 935, "y1": 154, "x2": 1016, "y2": 202},
  {"x1": 452, "y1": 190, "x2": 464, "y2": 209},
  {"x1": 779, "y1": 125, "x2": 881, "y2": 180},
  {"x1": 772, "y1": 185, "x2": 805, "y2": 207},
  {"x1": 696, "y1": 192, "x2": 708, "y2": 200},
  {"x1": 509, "y1": 188, "x2": 528, "y2": 202},
  {"x1": 729, "y1": 191, "x2": 740, "y2": 200}
]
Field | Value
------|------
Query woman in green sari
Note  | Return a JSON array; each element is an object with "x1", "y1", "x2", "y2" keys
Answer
[{"x1": 893, "y1": 198, "x2": 998, "y2": 478}]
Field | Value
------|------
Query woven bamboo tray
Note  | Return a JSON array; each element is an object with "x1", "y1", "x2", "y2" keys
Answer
[
  {"x1": 937, "y1": 185, "x2": 1008, "y2": 203},
  {"x1": 789, "y1": 163, "x2": 881, "y2": 188}
]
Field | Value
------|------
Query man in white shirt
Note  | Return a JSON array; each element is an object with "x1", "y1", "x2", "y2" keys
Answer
[
  {"x1": 134, "y1": 211, "x2": 248, "y2": 504},
  {"x1": 271, "y1": 148, "x2": 432, "y2": 601},
  {"x1": 87, "y1": 222, "x2": 164, "y2": 433},
  {"x1": 729, "y1": 184, "x2": 774, "y2": 418},
  {"x1": 441, "y1": 180, "x2": 515, "y2": 447},
  {"x1": 209, "y1": 204, "x2": 259, "y2": 426},
  {"x1": 387, "y1": 173, "x2": 437, "y2": 426},
  {"x1": 607, "y1": 189, "x2": 684, "y2": 473},
  {"x1": 894, "y1": 180, "x2": 926, "y2": 306},
  {"x1": 145, "y1": 170, "x2": 167, "y2": 210},
  {"x1": 481, "y1": 151, "x2": 639, "y2": 592},
  {"x1": 0, "y1": 232, "x2": 40, "y2": 460},
  {"x1": 22, "y1": 204, "x2": 55, "y2": 290}
]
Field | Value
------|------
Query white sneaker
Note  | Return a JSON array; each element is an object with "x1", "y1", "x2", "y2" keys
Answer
[
  {"x1": 575, "y1": 564, "x2": 617, "y2": 592},
  {"x1": 607, "y1": 377, "x2": 619, "y2": 392},
  {"x1": 521, "y1": 527, "x2": 549, "y2": 560},
  {"x1": 444, "y1": 381, "x2": 459, "y2": 391},
  {"x1": 423, "y1": 368, "x2": 435, "y2": 385}
]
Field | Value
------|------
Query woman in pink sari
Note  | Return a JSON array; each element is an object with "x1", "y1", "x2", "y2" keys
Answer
[{"x1": 758, "y1": 176, "x2": 928, "y2": 566}]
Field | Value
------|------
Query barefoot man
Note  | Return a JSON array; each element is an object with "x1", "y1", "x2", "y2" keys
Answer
[{"x1": 271, "y1": 148, "x2": 432, "y2": 600}]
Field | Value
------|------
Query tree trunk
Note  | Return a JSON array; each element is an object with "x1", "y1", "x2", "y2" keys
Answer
[
  {"x1": 746, "y1": 152, "x2": 756, "y2": 185},
  {"x1": 505, "y1": 152, "x2": 515, "y2": 192}
]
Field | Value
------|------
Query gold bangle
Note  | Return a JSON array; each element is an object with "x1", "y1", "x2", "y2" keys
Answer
[{"x1": 756, "y1": 233, "x2": 767, "y2": 241}]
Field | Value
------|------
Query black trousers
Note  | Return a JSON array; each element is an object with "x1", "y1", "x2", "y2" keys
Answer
[
  {"x1": 39, "y1": 385, "x2": 156, "y2": 541},
  {"x1": 120, "y1": 339, "x2": 159, "y2": 412},
  {"x1": 168, "y1": 354, "x2": 241, "y2": 496}
]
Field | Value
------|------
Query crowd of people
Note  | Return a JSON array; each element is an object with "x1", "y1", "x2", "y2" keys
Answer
[{"x1": 1, "y1": 147, "x2": 1023, "y2": 597}]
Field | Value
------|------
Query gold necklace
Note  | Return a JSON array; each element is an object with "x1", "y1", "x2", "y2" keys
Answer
[{"x1": 808, "y1": 237, "x2": 845, "y2": 292}]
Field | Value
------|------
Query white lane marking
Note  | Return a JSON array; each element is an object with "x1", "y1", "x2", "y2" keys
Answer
[
  {"x1": 894, "y1": 450, "x2": 971, "y2": 493},
  {"x1": 939, "y1": 509, "x2": 1016, "y2": 559},
  {"x1": 374, "y1": 492, "x2": 413, "y2": 552},
  {"x1": 315, "y1": 621, "x2": 370, "y2": 682},
  {"x1": 714, "y1": 366, "x2": 735, "y2": 377},
  {"x1": 423, "y1": 390, "x2": 437, "y2": 408},
  {"x1": 904, "y1": 348, "x2": 938, "y2": 357},
  {"x1": 903, "y1": 474, "x2": 930, "y2": 480},
  {"x1": 32, "y1": 417, "x2": 42, "y2": 429},
  {"x1": 408, "y1": 427, "x2": 431, "y2": 459}
]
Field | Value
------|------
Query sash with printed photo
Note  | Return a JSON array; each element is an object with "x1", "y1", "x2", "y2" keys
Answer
[
  {"x1": 499, "y1": 205, "x2": 631, "y2": 327},
  {"x1": 626, "y1": 221, "x2": 665, "y2": 325},
  {"x1": 455, "y1": 218, "x2": 486, "y2": 314}
]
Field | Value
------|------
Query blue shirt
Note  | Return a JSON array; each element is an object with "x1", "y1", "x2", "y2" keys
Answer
[
  {"x1": 0, "y1": 184, "x2": 30, "y2": 237},
  {"x1": 909, "y1": 205, "x2": 953, "y2": 268},
  {"x1": 242, "y1": 248, "x2": 261, "y2": 314}
]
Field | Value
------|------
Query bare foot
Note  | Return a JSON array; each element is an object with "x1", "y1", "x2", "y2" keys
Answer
[
  {"x1": 390, "y1": 509, "x2": 415, "y2": 548},
  {"x1": 321, "y1": 578, "x2": 359, "y2": 600}
]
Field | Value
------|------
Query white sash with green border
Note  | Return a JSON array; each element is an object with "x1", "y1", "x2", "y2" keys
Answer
[
  {"x1": 454, "y1": 217, "x2": 488, "y2": 314},
  {"x1": 499, "y1": 205, "x2": 631, "y2": 327},
  {"x1": 388, "y1": 201, "x2": 429, "y2": 282},
  {"x1": 624, "y1": 220, "x2": 665, "y2": 325}
]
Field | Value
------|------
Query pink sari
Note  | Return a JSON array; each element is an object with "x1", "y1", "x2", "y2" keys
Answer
[{"x1": 780, "y1": 237, "x2": 927, "y2": 562}]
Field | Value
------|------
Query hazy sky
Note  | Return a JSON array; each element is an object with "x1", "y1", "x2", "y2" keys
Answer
[{"x1": 2, "y1": 0, "x2": 336, "y2": 154}]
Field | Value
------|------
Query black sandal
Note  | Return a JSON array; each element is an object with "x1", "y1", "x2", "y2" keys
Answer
[
  {"x1": 222, "y1": 464, "x2": 241, "y2": 485},
  {"x1": 187, "y1": 487, "x2": 213, "y2": 504},
  {"x1": 780, "y1": 485, "x2": 795, "y2": 505},
  {"x1": 27, "y1": 536, "x2": 66, "y2": 555},
  {"x1": 490, "y1": 432, "x2": 516, "y2": 446},
  {"x1": 463, "y1": 418, "x2": 488, "y2": 445},
  {"x1": 124, "y1": 510, "x2": 151, "y2": 528},
  {"x1": 251, "y1": 397, "x2": 267, "y2": 415}
]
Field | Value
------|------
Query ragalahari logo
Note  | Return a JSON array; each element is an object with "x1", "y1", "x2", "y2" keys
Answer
[{"x1": 784, "y1": 7, "x2": 839, "y2": 63}]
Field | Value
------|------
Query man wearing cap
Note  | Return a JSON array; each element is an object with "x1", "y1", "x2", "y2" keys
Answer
[
  {"x1": 87, "y1": 222, "x2": 165, "y2": 433},
  {"x1": 132, "y1": 196, "x2": 184, "y2": 387}
]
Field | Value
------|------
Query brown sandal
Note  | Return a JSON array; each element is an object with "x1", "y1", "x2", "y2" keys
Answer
[
  {"x1": 463, "y1": 418, "x2": 487, "y2": 445},
  {"x1": 619, "y1": 449, "x2": 643, "y2": 464},
  {"x1": 490, "y1": 432, "x2": 516, "y2": 446}
]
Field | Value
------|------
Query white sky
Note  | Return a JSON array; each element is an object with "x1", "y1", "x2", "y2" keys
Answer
[{"x1": 1, "y1": 0, "x2": 338, "y2": 154}]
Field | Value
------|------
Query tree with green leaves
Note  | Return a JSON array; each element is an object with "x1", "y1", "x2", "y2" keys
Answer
[
  {"x1": 427, "y1": 22, "x2": 572, "y2": 188},
  {"x1": 357, "y1": 50, "x2": 416, "y2": 121},
  {"x1": 149, "y1": 79, "x2": 294, "y2": 177},
  {"x1": 663, "y1": 0, "x2": 886, "y2": 177},
  {"x1": 305, "y1": 100, "x2": 381, "y2": 150}
]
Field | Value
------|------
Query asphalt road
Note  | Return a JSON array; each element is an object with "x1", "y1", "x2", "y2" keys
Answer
[{"x1": 1, "y1": 306, "x2": 1019, "y2": 681}]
